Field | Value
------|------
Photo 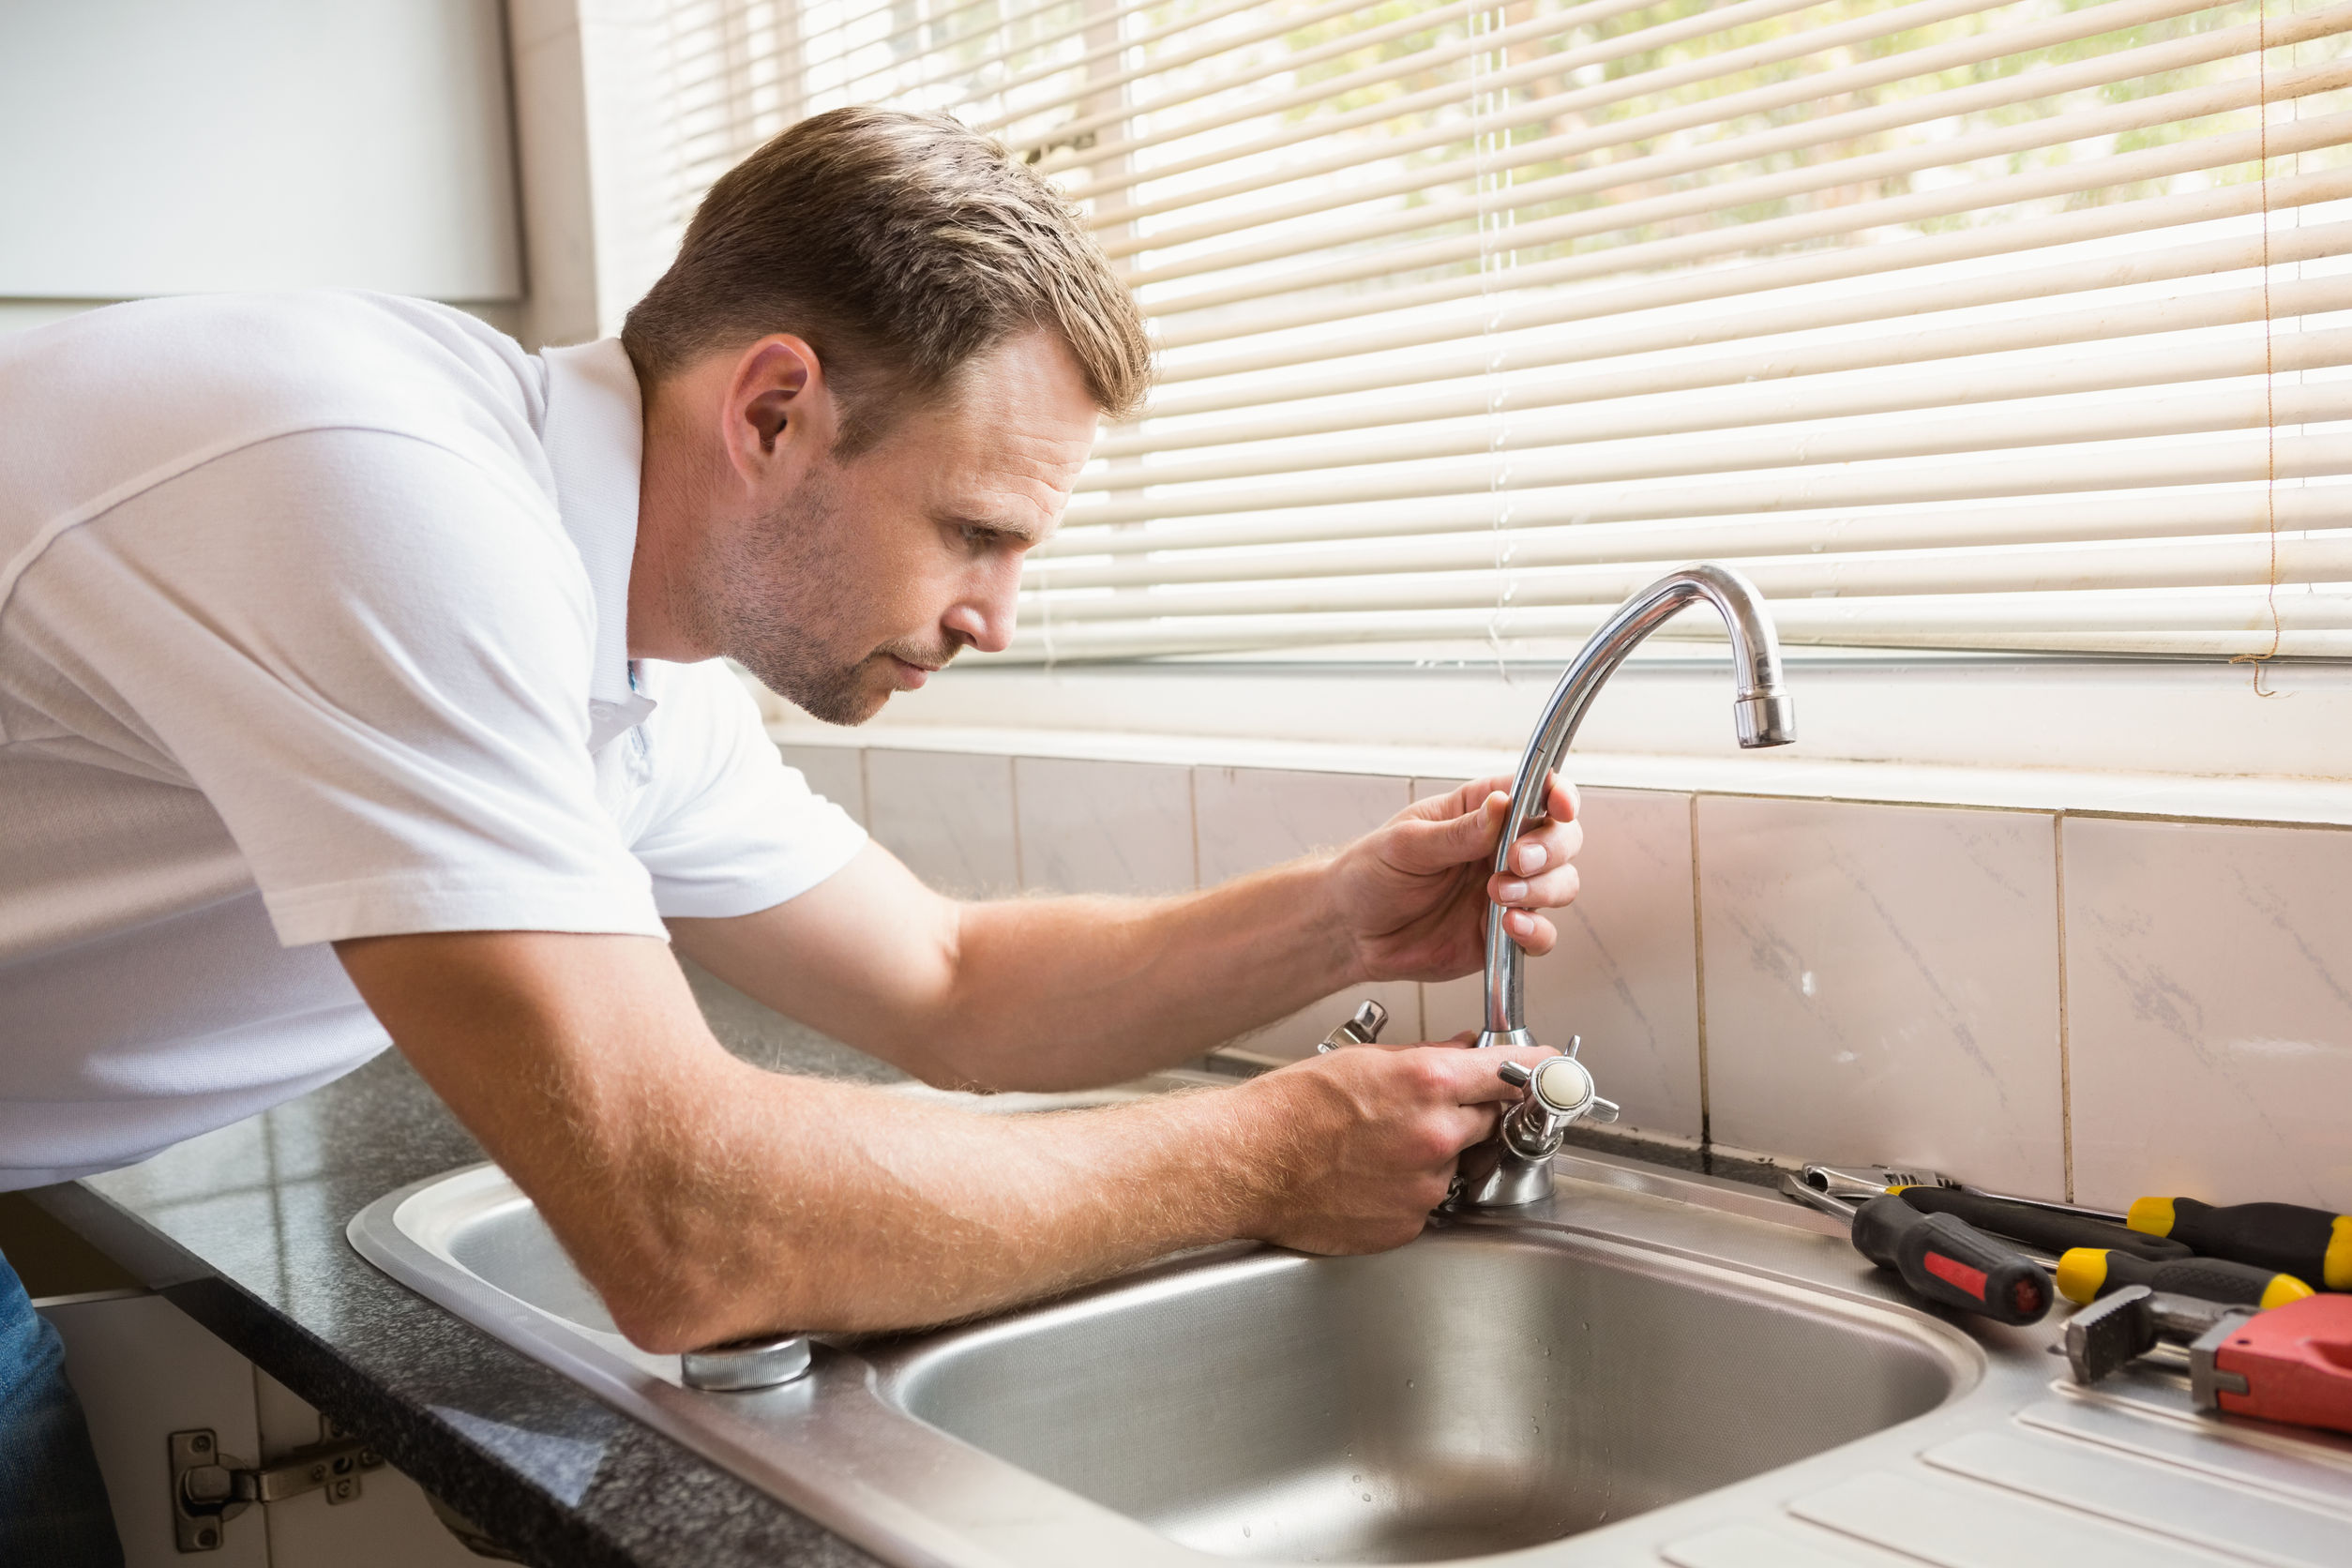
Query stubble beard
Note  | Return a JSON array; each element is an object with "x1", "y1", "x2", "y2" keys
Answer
[{"x1": 698, "y1": 464, "x2": 957, "y2": 727}]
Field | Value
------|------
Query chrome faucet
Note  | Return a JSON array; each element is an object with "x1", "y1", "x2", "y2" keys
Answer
[{"x1": 1452, "y1": 564, "x2": 1797, "y2": 1209}]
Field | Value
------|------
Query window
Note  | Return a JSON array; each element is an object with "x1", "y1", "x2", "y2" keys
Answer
[{"x1": 652, "y1": 0, "x2": 2351, "y2": 665}]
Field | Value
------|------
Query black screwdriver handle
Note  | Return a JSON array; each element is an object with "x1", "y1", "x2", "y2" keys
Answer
[
  {"x1": 1894, "y1": 1185, "x2": 2189, "y2": 1262},
  {"x1": 1852, "y1": 1196, "x2": 2052, "y2": 1325},
  {"x1": 2055, "y1": 1247, "x2": 2314, "y2": 1308},
  {"x1": 2130, "y1": 1197, "x2": 2352, "y2": 1290}
]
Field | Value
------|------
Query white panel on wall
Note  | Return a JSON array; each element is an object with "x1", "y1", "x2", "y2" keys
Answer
[
  {"x1": 1698, "y1": 797, "x2": 2066, "y2": 1197},
  {"x1": 1422, "y1": 782, "x2": 1705, "y2": 1141},
  {"x1": 777, "y1": 745, "x2": 867, "y2": 827},
  {"x1": 0, "y1": 1, "x2": 520, "y2": 301},
  {"x1": 1194, "y1": 767, "x2": 1416, "y2": 1059},
  {"x1": 1014, "y1": 757, "x2": 1196, "y2": 897},
  {"x1": 864, "y1": 749, "x2": 1018, "y2": 898},
  {"x1": 2063, "y1": 817, "x2": 2352, "y2": 1214}
]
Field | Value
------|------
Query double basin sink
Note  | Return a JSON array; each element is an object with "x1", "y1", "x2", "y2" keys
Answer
[{"x1": 353, "y1": 1076, "x2": 2348, "y2": 1565}]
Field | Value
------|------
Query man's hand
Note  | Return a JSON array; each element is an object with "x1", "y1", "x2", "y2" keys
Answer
[
  {"x1": 1326, "y1": 774, "x2": 1583, "y2": 984},
  {"x1": 1230, "y1": 1039, "x2": 1559, "y2": 1253}
]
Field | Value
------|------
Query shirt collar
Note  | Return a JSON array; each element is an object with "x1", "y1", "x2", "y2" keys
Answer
[{"x1": 540, "y1": 339, "x2": 658, "y2": 750}]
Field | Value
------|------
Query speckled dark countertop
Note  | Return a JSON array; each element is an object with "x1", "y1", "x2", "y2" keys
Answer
[{"x1": 33, "y1": 966, "x2": 908, "y2": 1568}]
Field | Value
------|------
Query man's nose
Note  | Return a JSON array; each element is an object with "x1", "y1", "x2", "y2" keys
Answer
[{"x1": 944, "y1": 567, "x2": 1019, "y2": 655}]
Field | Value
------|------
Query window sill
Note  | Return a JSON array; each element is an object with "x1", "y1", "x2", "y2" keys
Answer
[{"x1": 753, "y1": 654, "x2": 2352, "y2": 829}]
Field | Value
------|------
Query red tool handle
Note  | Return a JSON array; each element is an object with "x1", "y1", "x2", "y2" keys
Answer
[
  {"x1": 2209, "y1": 1293, "x2": 2352, "y2": 1434},
  {"x1": 1851, "y1": 1195, "x2": 2052, "y2": 1325}
]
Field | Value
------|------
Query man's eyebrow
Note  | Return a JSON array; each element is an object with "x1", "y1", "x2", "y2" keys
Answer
[{"x1": 937, "y1": 510, "x2": 1046, "y2": 545}]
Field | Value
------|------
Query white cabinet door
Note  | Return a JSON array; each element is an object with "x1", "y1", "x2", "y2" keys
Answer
[
  {"x1": 41, "y1": 1291, "x2": 492, "y2": 1566},
  {"x1": 41, "y1": 1291, "x2": 269, "y2": 1568}
]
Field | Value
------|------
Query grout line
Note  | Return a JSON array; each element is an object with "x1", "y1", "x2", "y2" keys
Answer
[
  {"x1": 1689, "y1": 792, "x2": 1712, "y2": 1173},
  {"x1": 2054, "y1": 811, "x2": 2076, "y2": 1206},
  {"x1": 1187, "y1": 766, "x2": 1202, "y2": 892},
  {"x1": 856, "y1": 746, "x2": 871, "y2": 831},
  {"x1": 1006, "y1": 756, "x2": 1026, "y2": 894}
]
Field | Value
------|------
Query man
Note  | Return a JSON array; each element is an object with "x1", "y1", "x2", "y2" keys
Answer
[{"x1": 0, "y1": 108, "x2": 1580, "y2": 1556}]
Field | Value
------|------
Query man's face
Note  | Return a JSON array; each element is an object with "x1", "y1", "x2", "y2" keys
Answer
[{"x1": 697, "y1": 331, "x2": 1100, "y2": 725}]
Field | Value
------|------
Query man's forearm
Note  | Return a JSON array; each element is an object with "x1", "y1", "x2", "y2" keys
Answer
[
  {"x1": 339, "y1": 930, "x2": 1534, "y2": 1350},
  {"x1": 598, "y1": 1059, "x2": 1268, "y2": 1342},
  {"x1": 915, "y1": 857, "x2": 1364, "y2": 1089},
  {"x1": 673, "y1": 845, "x2": 1372, "y2": 1093},
  {"x1": 341, "y1": 930, "x2": 1265, "y2": 1344}
]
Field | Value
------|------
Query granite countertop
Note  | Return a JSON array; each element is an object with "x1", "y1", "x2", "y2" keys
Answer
[{"x1": 37, "y1": 967, "x2": 905, "y2": 1568}]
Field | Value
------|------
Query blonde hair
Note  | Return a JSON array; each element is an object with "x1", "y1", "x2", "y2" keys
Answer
[{"x1": 623, "y1": 108, "x2": 1152, "y2": 453}]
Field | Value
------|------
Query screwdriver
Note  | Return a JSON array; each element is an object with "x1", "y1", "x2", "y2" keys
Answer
[
  {"x1": 2127, "y1": 1197, "x2": 2352, "y2": 1290},
  {"x1": 1891, "y1": 1185, "x2": 2188, "y2": 1263},
  {"x1": 2053, "y1": 1246, "x2": 2314, "y2": 1309},
  {"x1": 1850, "y1": 1195, "x2": 2052, "y2": 1325}
]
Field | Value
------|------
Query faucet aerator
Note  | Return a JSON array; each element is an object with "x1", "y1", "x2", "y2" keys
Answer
[{"x1": 1734, "y1": 691, "x2": 1798, "y2": 748}]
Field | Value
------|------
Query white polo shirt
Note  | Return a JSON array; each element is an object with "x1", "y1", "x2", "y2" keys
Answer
[{"x1": 0, "y1": 292, "x2": 867, "y2": 1189}]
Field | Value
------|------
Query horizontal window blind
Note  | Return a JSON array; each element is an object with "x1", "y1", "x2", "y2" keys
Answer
[{"x1": 655, "y1": 0, "x2": 2352, "y2": 661}]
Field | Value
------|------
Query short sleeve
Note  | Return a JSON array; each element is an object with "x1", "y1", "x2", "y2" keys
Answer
[
  {"x1": 2, "y1": 429, "x2": 667, "y2": 946},
  {"x1": 623, "y1": 661, "x2": 868, "y2": 919}
]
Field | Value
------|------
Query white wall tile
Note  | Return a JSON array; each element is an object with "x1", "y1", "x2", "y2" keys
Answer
[
  {"x1": 1014, "y1": 757, "x2": 1196, "y2": 896},
  {"x1": 777, "y1": 745, "x2": 866, "y2": 826},
  {"x1": 2063, "y1": 817, "x2": 2352, "y2": 1214},
  {"x1": 864, "y1": 750, "x2": 1018, "y2": 898},
  {"x1": 1698, "y1": 797, "x2": 2065, "y2": 1195},
  {"x1": 1195, "y1": 768, "x2": 1417, "y2": 1058},
  {"x1": 1420, "y1": 781, "x2": 1704, "y2": 1140}
]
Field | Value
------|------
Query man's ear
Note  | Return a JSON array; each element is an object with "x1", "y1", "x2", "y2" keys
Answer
[{"x1": 724, "y1": 335, "x2": 834, "y2": 476}]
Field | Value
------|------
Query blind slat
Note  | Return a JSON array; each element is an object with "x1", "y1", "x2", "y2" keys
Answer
[
  {"x1": 1079, "y1": 323, "x2": 2352, "y2": 493},
  {"x1": 1062, "y1": 381, "x2": 2352, "y2": 527},
  {"x1": 1158, "y1": 166, "x2": 2352, "y2": 384},
  {"x1": 1123, "y1": 17, "x2": 2351, "y2": 289},
  {"x1": 1091, "y1": 0, "x2": 2271, "y2": 253},
  {"x1": 1152, "y1": 108, "x2": 2352, "y2": 343},
  {"x1": 1042, "y1": 0, "x2": 2001, "y2": 184},
  {"x1": 1028, "y1": 533, "x2": 2352, "y2": 623},
  {"x1": 1105, "y1": 274, "x2": 2352, "y2": 459},
  {"x1": 1033, "y1": 489, "x2": 2352, "y2": 592},
  {"x1": 1011, "y1": 588, "x2": 2352, "y2": 659},
  {"x1": 1041, "y1": 430, "x2": 2352, "y2": 556},
  {"x1": 1145, "y1": 215, "x2": 2352, "y2": 417}
]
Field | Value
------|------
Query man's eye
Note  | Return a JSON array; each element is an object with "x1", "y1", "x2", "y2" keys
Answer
[{"x1": 960, "y1": 524, "x2": 998, "y2": 548}]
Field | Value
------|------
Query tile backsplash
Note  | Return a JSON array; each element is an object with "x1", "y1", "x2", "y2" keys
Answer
[
  {"x1": 782, "y1": 741, "x2": 2352, "y2": 1212},
  {"x1": 1697, "y1": 796, "x2": 2066, "y2": 1199}
]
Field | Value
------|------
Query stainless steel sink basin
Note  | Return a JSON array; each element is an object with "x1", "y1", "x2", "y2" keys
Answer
[
  {"x1": 351, "y1": 1081, "x2": 2352, "y2": 1566},
  {"x1": 883, "y1": 1226, "x2": 1954, "y2": 1562}
]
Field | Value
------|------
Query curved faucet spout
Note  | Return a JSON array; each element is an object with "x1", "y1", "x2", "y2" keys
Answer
[{"x1": 1477, "y1": 563, "x2": 1794, "y2": 1053}]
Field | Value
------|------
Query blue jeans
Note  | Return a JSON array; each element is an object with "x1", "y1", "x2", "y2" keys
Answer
[{"x1": 0, "y1": 1249, "x2": 123, "y2": 1567}]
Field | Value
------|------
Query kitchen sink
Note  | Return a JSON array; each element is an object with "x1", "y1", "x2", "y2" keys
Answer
[
  {"x1": 884, "y1": 1226, "x2": 1955, "y2": 1562},
  {"x1": 354, "y1": 1078, "x2": 2352, "y2": 1565}
]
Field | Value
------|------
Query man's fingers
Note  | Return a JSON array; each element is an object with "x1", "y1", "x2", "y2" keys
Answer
[
  {"x1": 1493, "y1": 907, "x2": 1558, "y2": 955},
  {"x1": 1505, "y1": 912, "x2": 1561, "y2": 949},
  {"x1": 1504, "y1": 816, "x2": 1583, "y2": 879},
  {"x1": 1410, "y1": 1043, "x2": 1557, "y2": 1104},
  {"x1": 1385, "y1": 791, "x2": 1508, "y2": 870},
  {"x1": 1546, "y1": 774, "x2": 1581, "y2": 822},
  {"x1": 1488, "y1": 864, "x2": 1580, "y2": 911},
  {"x1": 1431, "y1": 1099, "x2": 1502, "y2": 1153}
]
